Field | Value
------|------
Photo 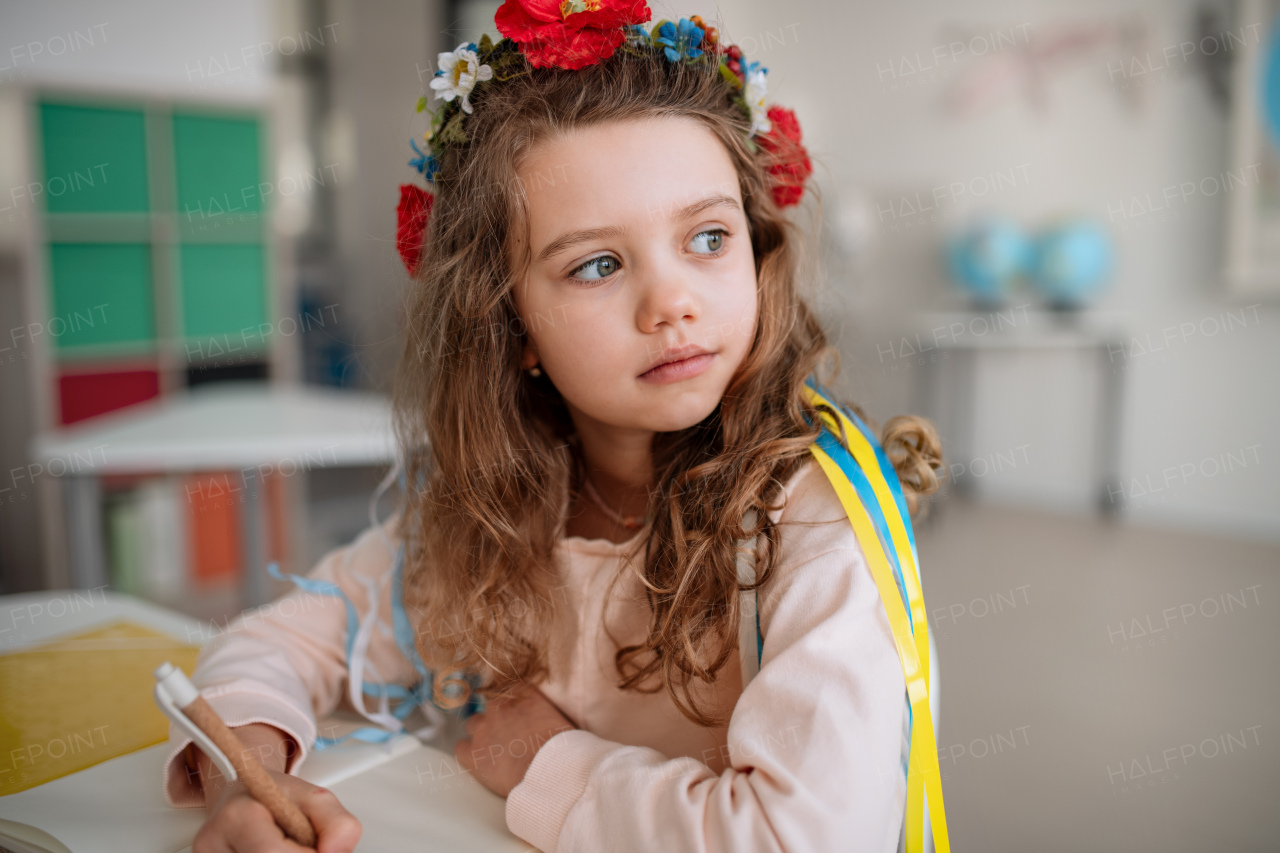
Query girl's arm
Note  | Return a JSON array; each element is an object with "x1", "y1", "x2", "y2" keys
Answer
[
  {"x1": 503, "y1": 463, "x2": 909, "y2": 853},
  {"x1": 161, "y1": 513, "x2": 420, "y2": 808}
]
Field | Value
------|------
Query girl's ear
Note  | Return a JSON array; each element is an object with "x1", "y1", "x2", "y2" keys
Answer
[{"x1": 520, "y1": 340, "x2": 539, "y2": 369}]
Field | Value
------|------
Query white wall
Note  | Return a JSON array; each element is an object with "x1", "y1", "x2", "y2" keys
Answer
[
  {"x1": 0, "y1": 0, "x2": 276, "y2": 101},
  {"x1": 325, "y1": 0, "x2": 443, "y2": 391},
  {"x1": 688, "y1": 0, "x2": 1277, "y2": 542}
]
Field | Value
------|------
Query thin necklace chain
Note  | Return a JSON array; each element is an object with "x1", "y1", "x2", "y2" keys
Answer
[{"x1": 581, "y1": 470, "x2": 649, "y2": 530}]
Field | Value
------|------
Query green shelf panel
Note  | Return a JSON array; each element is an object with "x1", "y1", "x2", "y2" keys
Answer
[
  {"x1": 52, "y1": 340, "x2": 157, "y2": 363},
  {"x1": 39, "y1": 103, "x2": 150, "y2": 213},
  {"x1": 175, "y1": 215, "x2": 264, "y2": 243},
  {"x1": 172, "y1": 113, "x2": 263, "y2": 222},
  {"x1": 47, "y1": 243, "x2": 155, "y2": 349},
  {"x1": 43, "y1": 213, "x2": 152, "y2": 243},
  {"x1": 179, "y1": 243, "x2": 267, "y2": 340}
]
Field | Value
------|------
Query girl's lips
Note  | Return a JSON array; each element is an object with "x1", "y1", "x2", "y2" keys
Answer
[{"x1": 639, "y1": 352, "x2": 715, "y2": 384}]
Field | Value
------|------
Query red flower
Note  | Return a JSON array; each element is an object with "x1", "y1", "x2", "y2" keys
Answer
[
  {"x1": 396, "y1": 183, "x2": 434, "y2": 275},
  {"x1": 723, "y1": 44, "x2": 744, "y2": 80},
  {"x1": 495, "y1": 0, "x2": 652, "y2": 70},
  {"x1": 757, "y1": 105, "x2": 812, "y2": 208}
]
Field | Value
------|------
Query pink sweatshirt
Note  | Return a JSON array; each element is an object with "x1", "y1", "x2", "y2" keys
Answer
[{"x1": 162, "y1": 456, "x2": 908, "y2": 852}]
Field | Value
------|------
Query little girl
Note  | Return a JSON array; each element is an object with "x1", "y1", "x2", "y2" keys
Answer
[{"x1": 163, "y1": 6, "x2": 946, "y2": 852}]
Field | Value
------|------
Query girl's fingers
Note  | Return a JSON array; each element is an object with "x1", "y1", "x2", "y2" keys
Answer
[
  {"x1": 190, "y1": 822, "x2": 235, "y2": 853},
  {"x1": 227, "y1": 816, "x2": 309, "y2": 853},
  {"x1": 215, "y1": 795, "x2": 313, "y2": 853},
  {"x1": 293, "y1": 785, "x2": 363, "y2": 853}
]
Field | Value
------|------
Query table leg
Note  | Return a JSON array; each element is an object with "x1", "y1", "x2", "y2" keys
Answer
[
  {"x1": 64, "y1": 475, "x2": 107, "y2": 590},
  {"x1": 1095, "y1": 341, "x2": 1127, "y2": 518},
  {"x1": 914, "y1": 346, "x2": 949, "y2": 523},
  {"x1": 950, "y1": 347, "x2": 979, "y2": 499},
  {"x1": 241, "y1": 471, "x2": 270, "y2": 608}
]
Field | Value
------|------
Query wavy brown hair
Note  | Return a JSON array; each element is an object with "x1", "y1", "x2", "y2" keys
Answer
[{"x1": 393, "y1": 38, "x2": 945, "y2": 726}]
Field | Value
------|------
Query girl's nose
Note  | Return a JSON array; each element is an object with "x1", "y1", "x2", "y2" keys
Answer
[{"x1": 634, "y1": 256, "x2": 699, "y2": 332}]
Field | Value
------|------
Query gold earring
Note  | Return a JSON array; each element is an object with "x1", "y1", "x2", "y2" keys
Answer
[{"x1": 528, "y1": 365, "x2": 542, "y2": 377}]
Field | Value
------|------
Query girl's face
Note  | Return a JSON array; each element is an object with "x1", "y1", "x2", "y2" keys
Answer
[{"x1": 511, "y1": 115, "x2": 759, "y2": 437}]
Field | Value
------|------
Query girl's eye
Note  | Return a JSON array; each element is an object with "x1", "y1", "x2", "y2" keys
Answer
[
  {"x1": 690, "y1": 228, "x2": 728, "y2": 254},
  {"x1": 569, "y1": 254, "x2": 619, "y2": 282},
  {"x1": 565, "y1": 229, "x2": 729, "y2": 283}
]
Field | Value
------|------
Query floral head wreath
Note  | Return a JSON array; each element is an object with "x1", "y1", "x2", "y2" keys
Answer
[{"x1": 396, "y1": 1, "x2": 813, "y2": 275}]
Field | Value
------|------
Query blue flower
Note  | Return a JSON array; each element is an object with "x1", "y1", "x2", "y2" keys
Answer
[
  {"x1": 656, "y1": 18, "x2": 703, "y2": 63},
  {"x1": 408, "y1": 136, "x2": 439, "y2": 181}
]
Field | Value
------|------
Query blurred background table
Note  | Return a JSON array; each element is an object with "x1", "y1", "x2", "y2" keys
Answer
[
  {"x1": 31, "y1": 382, "x2": 396, "y2": 609},
  {"x1": 912, "y1": 309, "x2": 1128, "y2": 516}
]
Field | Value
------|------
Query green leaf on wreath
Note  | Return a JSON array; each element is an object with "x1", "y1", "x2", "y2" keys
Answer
[
  {"x1": 719, "y1": 62, "x2": 743, "y2": 90},
  {"x1": 439, "y1": 109, "x2": 468, "y2": 145},
  {"x1": 416, "y1": 95, "x2": 428, "y2": 112}
]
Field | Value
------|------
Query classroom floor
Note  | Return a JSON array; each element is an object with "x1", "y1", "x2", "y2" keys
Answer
[{"x1": 913, "y1": 495, "x2": 1279, "y2": 853}]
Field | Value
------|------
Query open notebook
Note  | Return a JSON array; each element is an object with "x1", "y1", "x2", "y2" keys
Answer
[
  {"x1": 0, "y1": 617, "x2": 534, "y2": 852},
  {"x1": 0, "y1": 732, "x2": 535, "y2": 853}
]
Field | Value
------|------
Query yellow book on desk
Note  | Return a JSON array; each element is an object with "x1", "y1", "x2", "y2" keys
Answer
[{"x1": 0, "y1": 619, "x2": 201, "y2": 796}]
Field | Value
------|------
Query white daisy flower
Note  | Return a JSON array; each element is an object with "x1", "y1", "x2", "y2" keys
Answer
[
  {"x1": 744, "y1": 64, "x2": 772, "y2": 136},
  {"x1": 430, "y1": 42, "x2": 493, "y2": 115}
]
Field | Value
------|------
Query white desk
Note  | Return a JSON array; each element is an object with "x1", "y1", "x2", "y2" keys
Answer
[
  {"x1": 30, "y1": 382, "x2": 397, "y2": 607},
  {"x1": 911, "y1": 309, "x2": 1128, "y2": 515},
  {"x1": 0, "y1": 590, "x2": 532, "y2": 853}
]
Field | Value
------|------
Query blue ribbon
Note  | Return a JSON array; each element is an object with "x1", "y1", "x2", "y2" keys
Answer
[
  {"x1": 748, "y1": 376, "x2": 921, "y2": 777},
  {"x1": 267, "y1": 560, "x2": 427, "y2": 749},
  {"x1": 804, "y1": 377, "x2": 922, "y2": 776},
  {"x1": 261, "y1": 454, "x2": 486, "y2": 751},
  {"x1": 801, "y1": 378, "x2": 914, "y2": 633},
  {"x1": 392, "y1": 459, "x2": 487, "y2": 718}
]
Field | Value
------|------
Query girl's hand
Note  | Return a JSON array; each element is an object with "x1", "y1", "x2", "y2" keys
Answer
[
  {"x1": 189, "y1": 723, "x2": 362, "y2": 853},
  {"x1": 195, "y1": 770, "x2": 362, "y2": 853},
  {"x1": 453, "y1": 684, "x2": 577, "y2": 798}
]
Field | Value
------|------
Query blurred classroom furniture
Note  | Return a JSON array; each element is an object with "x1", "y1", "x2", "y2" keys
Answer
[
  {"x1": 0, "y1": 83, "x2": 314, "y2": 601},
  {"x1": 913, "y1": 309, "x2": 1128, "y2": 516},
  {"x1": 31, "y1": 382, "x2": 395, "y2": 612},
  {"x1": 16, "y1": 90, "x2": 290, "y2": 425}
]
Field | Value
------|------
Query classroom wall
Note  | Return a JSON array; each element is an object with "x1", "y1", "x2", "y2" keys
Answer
[
  {"x1": 675, "y1": 0, "x2": 1278, "y2": 542},
  {"x1": 324, "y1": 0, "x2": 446, "y2": 391},
  {"x1": 0, "y1": 0, "x2": 276, "y2": 102}
]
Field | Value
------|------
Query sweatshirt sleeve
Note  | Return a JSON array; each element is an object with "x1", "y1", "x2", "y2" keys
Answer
[
  {"x1": 503, "y1": 461, "x2": 910, "y2": 852},
  {"x1": 161, "y1": 512, "x2": 419, "y2": 808}
]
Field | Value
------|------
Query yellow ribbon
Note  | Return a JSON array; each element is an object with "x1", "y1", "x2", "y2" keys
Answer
[{"x1": 803, "y1": 385, "x2": 950, "y2": 853}]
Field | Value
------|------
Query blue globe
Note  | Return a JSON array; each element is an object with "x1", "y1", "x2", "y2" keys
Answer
[
  {"x1": 946, "y1": 218, "x2": 1034, "y2": 307},
  {"x1": 1030, "y1": 220, "x2": 1113, "y2": 309}
]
